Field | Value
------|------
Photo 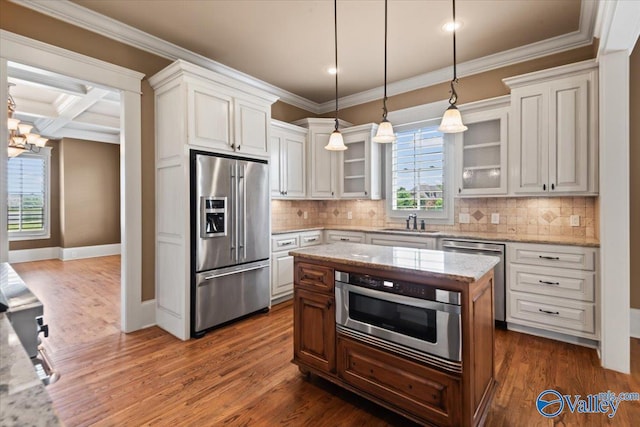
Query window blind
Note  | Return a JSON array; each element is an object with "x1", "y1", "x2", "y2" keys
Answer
[
  {"x1": 391, "y1": 127, "x2": 445, "y2": 211},
  {"x1": 7, "y1": 155, "x2": 47, "y2": 233}
]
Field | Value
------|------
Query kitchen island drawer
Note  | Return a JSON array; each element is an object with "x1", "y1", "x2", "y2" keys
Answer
[
  {"x1": 295, "y1": 262, "x2": 334, "y2": 293},
  {"x1": 509, "y1": 264, "x2": 595, "y2": 302},
  {"x1": 508, "y1": 292, "x2": 595, "y2": 336},
  {"x1": 508, "y1": 243, "x2": 596, "y2": 271},
  {"x1": 337, "y1": 334, "x2": 461, "y2": 427},
  {"x1": 325, "y1": 230, "x2": 366, "y2": 243}
]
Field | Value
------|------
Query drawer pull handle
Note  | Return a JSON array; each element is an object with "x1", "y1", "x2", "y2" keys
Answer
[
  {"x1": 304, "y1": 237, "x2": 317, "y2": 242},
  {"x1": 279, "y1": 241, "x2": 294, "y2": 246},
  {"x1": 539, "y1": 255, "x2": 560, "y2": 260},
  {"x1": 339, "y1": 238, "x2": 349, "y2": 241},
  {"x1": 539, "y1": 280, "x2": 560, "y2": 286},
  {"x1": 538, "y1": 309, "x2": 560, "y2": 315}
]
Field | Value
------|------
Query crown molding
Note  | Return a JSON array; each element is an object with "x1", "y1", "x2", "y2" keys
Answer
[{"x1": 11, "y1": 0, "x2": 597, "y2": 115}]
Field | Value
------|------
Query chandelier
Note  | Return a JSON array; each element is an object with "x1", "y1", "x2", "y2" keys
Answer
[{"x1": 7, "y1": 85, "x2": 48, "y2": 158}]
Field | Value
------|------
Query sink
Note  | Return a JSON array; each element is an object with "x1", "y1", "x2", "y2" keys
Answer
[{"x1": 381, "y1": 228, "x2": 440, "y2": 234}]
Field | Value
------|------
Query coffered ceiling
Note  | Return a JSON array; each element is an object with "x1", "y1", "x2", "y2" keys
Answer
[{"x1": 7, "y1": 0, "x2": 597, "y2": 143}]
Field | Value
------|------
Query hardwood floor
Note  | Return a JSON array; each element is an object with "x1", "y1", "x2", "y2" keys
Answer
[{"x1": 11, "y1": 257, "x2": 640, "y2": 426}]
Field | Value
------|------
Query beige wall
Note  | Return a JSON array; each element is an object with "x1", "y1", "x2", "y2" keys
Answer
[
  {"x1": 324, "y1": 44, "x2": 596, "y2": 125},
  {"x1": 631, "y1": 42, "x2": 640, "y2": 309},
  {"x1": 8, "y1": 141, "x2": 61, "y2": 251},
  {"x1": 58, "y1": 138, "x2": 120, "y2": 248}
]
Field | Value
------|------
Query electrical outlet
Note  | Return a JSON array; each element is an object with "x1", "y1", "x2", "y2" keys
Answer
[
  {"x1": 303, "y1": 211, "x2": 308, "y2": 219},
  {"x1": 491, "y1": 213, "x2": 500, "y2": 224},
  {"x1": 347, "y1": 211, "x2": 353, "y2": 220},
  {"x1": 570, "y1": 215, "x2": 580, "y2": 227},
  {"x1": 459, "y1": 213, "x2": 470, "y2": 224}
]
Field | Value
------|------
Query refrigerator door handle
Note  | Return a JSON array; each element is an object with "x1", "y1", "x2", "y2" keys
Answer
[
  {"x1": 201, "y1": 263, "x2": 268, "y2": 281},
  {"x1": 239, "y1": 164, "x2": 247, "y2": 260},
  {"x1": 230, "y1": 163, "x2": 237, "y2": 262}
]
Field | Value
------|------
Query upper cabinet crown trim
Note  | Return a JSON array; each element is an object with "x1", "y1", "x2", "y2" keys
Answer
[
  {"x1": 149, "y1": 60, "x2": 279, "y2": 105},
  {"x1": 503, "y1": 59, "x2": 597, "y2": 89}
]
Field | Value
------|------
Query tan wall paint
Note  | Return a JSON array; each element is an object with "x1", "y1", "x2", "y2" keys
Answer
[
  {"x1": 323, "y1": 44, "x2": 596, "y2": 125},
  {"x1": 631, "y1": 42, "x2": 640, "y2": 309},
  {"x1": 8, "y1": 141, "x2": 61, "y2": 251},
  {"x1": 1, "y1": 0, "x2": 170, "y2": 300},
  {"x1": 272, "y1": 101, "x2": 315, "y2": 122},
  {"x1": 59, "y1": 139, "x2": 120, "y2": 248}
]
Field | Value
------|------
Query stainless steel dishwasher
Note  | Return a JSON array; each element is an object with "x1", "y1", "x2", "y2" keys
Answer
[{"x1": 439, "y1": 239, "x2": 506, "y2": 328}]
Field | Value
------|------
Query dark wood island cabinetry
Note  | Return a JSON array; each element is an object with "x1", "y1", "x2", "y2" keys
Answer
[{"x1": 290, "y1": 243, "x2": 499, "y2": 427}]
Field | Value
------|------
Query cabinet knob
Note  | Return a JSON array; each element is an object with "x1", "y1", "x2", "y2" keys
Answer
[
  {"x1": 231, "y1": 143, "x2": 236, "y2": 150},
  {"x1": 543, "y1": 184, "x2": 547, "y2": 191},
  {"x1": 458, "y1": 188, "x2": 461, "y2": 194},
  {"x1": 331, "y1": 191, "x2": 334, "y2": 196},
  {"x1": 364, "y1": 191, "x2": 367, "y2": 196},
  {"x1": 237, "y1": 144, "x2": 241, "y2": 150},
  {"x1": 326, "y1": 300, "x2": 332, "y2": 309},
  {"x1": 551, "y1": 183, "x2": 555, "y2": 190}
]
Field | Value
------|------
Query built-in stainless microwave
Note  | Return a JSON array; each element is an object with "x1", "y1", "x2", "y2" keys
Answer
[{"x1": 335, "y1": 271, "x2": 462, "y2": 365}]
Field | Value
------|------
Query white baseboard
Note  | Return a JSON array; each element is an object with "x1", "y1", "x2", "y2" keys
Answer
[
  {"x1": 138, "y1": 299, "x2": 157, "y2": 330},
  {"x1": 632, "y1": 308, "x2": 640, "y2": 339},
  {"x1": 8, "y1": 244, "x2": 121, "y2": 263},
  {"x1": 8, "y1": 247, "x2": 60, "y2": 263},
  {"x1": 59, "y1": 243, "x2": 121, "y2": 261}
]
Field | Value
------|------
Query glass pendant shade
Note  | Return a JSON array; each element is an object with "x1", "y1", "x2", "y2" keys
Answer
[
  {"x1": 373, "y1": 119, "x2": 396, "y2": 143},
  {"x1": 7, "y1": 146, "x2": 25, "y2": 158},
  {"x1": 325, "y1": 129, "x2": 347, "y2": 151},
  {"x1": 7, "y1": 118, "x2": 20, "y2": 130},
  {"x1": 438, "y1": 104, "x2": 467, "y2": 133}
]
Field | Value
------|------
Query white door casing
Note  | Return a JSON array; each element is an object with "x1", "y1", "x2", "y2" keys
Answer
[{"x1": 0, "y1": 30, "x2": 148, "y2": 333}]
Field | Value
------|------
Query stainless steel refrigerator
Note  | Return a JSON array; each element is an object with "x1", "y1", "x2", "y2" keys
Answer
[{"x1": 191, "y1": 151, "x2": 270, "y2": 337}]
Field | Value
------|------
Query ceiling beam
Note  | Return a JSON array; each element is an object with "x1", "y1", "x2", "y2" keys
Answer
[{"x1": 36, "y1": 87, "x2": 111, "y2": 136}]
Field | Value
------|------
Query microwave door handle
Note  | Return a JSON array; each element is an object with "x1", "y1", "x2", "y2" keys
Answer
[{"x1": 342, "y1": 283, "x2": 461, "y2": 314}]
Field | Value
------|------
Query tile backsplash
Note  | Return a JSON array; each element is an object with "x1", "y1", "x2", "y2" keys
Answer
[{"x1": 272, "y1": 197, "x2": 598, "y2": 239}]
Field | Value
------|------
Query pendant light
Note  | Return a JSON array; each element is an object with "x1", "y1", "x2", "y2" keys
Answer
[
  {"x1": 438, "y1": 0, "x2": 467, "y2": 133},
  {"x1": 324, "y1": 0, "x2": 347, "y2": 151},
  {"x1": 373, "y1": 0, "x2": 396, "y2": 143}
]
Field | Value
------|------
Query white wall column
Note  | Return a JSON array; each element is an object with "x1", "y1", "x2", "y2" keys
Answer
[
  {"x1": 598, "y1": 50, "x2": 630, "y2": 373},
  {"x1": 0, "y1": 59, "x2": 8, "y2": 263}
]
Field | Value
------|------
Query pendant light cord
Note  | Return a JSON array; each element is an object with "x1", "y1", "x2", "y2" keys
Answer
[
  {"x1": 334, "y1": 0, "x2": 339, "y2": 132},
  {"x1": 382, "y1": 0, "x2": 388, "y2": 120},
  {"x1": 449, "y1": 0, "x2": 459, "y2": 106}
]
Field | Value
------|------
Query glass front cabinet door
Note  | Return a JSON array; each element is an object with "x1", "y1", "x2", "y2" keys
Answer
[{"x1": 455, "y1": 107, "x2": 508, "y2": 196}]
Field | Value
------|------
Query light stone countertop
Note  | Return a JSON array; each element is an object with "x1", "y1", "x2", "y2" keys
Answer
[
  {"x1": 272, "y1": 225, "x2": 600, "y2": 247},
  {"x1": 289, "y1": 242, "x2": 500, "y2": 283},
  {"x1": 0, "y1": 313, "x2": 62, "y2": 427}
]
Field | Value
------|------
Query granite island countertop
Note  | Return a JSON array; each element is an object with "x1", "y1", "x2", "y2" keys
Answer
[
  {"x1": 272, "y1": 225, "x2": 600, "y2": 247},
  {"x1": 289, "y1": 242, "x2": 500, "y2": 283},
  {"x1": 0, "y1": 313, "x2": 61, "y2": 427}
]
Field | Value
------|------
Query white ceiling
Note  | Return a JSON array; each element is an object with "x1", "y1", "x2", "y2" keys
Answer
[{"x1": 8, "y1": 0, "x2": 596, "y2": 143}]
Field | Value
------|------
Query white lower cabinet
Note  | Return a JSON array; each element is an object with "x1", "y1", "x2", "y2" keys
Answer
[
  {"x1": 324, "y1": 230, "x2": 366, "y2": 243},
  {"x1": 271, "y1": 230, "x2": 322, "y2": 301},
  {"x1": 365, "y1": 233, "x2": 436, "y2": 250},
  {"x1": 507, "y1": 242, "x2": 599, "y2": 342}
]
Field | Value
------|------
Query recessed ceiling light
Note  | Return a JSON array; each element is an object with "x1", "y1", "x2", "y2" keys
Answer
[
  {"x1": 442, "y1": 21, "x2": 462, "y2": 32},
  {"x1": 327, "y1": 67, "x2": 338, "y2": 75}
]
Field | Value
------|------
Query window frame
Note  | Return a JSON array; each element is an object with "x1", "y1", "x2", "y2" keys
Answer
[
  {"x1": 384, "y1": 100, "x2": 455, "y2": 225},
  {"x1": 7, "y1": 147, "x2": 52, "y2": 241}
]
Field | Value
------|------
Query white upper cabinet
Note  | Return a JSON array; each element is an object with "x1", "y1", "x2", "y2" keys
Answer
[
  {"x1": 505, "y1": 60, "x2": 598, "y2": 195},
  {"x1": 340, "y1": 124, "x2": 381, "y2": 200},
  {"x1": 294, "y1": 118, "x2": 381, "y2": 200},
  {"x1": 234, "y1": 97, "x2": 270, "y2": 158},
  {"x1": 188, "y1": 83, "x2": 233, "y2": 150},
  {"x1": 271, "y1": 120, "x2": 307, "y2": 199},
  {"x1": 455, "y1": 99, "x2": 509, "y2": 196}
]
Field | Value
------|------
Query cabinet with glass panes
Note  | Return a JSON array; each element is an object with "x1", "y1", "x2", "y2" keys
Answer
[{"x1": 455, "y1": 107, "x2": 508, "y2": 196}]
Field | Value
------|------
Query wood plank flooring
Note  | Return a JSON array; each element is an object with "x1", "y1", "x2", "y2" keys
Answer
[{"x1": 11, "y1": 257, "x2": 640, "y2": 426}]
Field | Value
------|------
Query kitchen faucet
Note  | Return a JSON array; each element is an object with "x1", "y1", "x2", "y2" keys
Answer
[{"x1": 407, "y1": 214, "x2": 417, "y2": 230}]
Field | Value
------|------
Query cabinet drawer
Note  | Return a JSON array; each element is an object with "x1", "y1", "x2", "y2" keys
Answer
[
  {"x1": 271, "y1": 234, "x2": 299, "y2": 252},
  {"x1": 300, "y1": 231, "x2": 322, "y2": 247},
  {"x1": 509, "y1": 243, "x2": 596, "y2": 271},
  {"x1": 508, "y1": 292, "x2": 595, "y2": 335},
  {"x1": 337, "y1": 334, "x2": 461, "y2": 427},
  {"x1": 509, "y1": 264, "x2": 595, "y2": 302},
  {"x1": 295, "y1": 262, "x2": 334, "y2": 293},
  {"x1": 325, "y1": 230, "x2": 365, "y2": 243},
  {"x1": 366, "y1": 233, "x2": 435, "y2": 249}
]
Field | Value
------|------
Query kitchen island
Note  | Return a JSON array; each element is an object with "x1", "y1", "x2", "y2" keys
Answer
[{"x1": 289, "y1": 242, "x2": 499, "y2": 427}]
